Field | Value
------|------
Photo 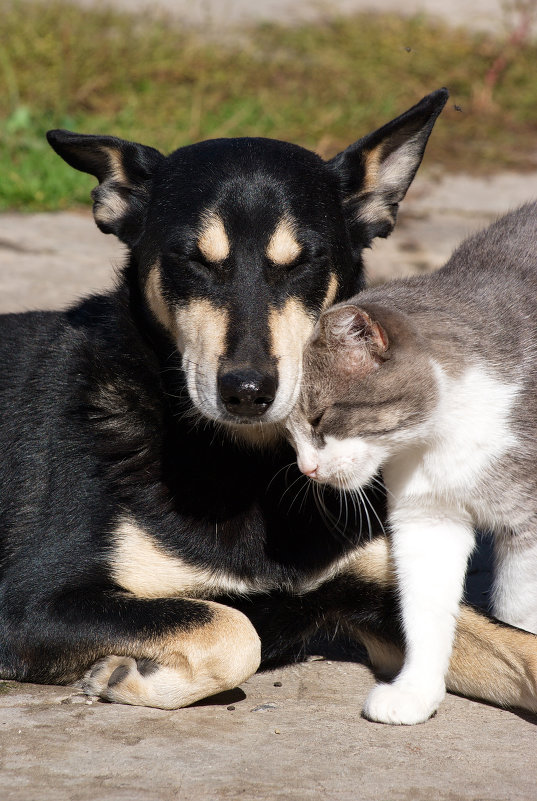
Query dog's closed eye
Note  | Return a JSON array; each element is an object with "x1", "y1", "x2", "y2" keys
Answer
[{"x1": 166, "y1": 249, "x2": 223, "y2": 274}]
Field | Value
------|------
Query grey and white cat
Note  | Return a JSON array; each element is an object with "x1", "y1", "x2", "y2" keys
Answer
[{"x1": 286, "y1": 202, "x2": 537, "y2": 725}]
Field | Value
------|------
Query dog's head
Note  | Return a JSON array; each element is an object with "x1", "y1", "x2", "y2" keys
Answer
[{"x1": 47, "y1": 89, "x2": 447, "y2": 436}]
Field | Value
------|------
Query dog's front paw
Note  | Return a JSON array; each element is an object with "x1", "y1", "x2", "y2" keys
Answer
[
  {"x1": 80, "y1": 655, "x2": 157, "y2": 705},
  {"x1": 363, "y1": 679, "x2": 445, "y2": 725}
]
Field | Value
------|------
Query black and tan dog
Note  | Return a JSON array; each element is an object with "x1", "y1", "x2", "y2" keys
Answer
[{"x1": 1, "y1": 89, "x2": 536, "y2": 714}]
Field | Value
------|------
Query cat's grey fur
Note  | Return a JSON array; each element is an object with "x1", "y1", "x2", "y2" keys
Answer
[{"x1": 287, "y1": 202, "x2": 537, "y2": 724}]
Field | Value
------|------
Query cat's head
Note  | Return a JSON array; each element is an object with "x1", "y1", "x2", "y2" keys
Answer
[{"x1": 286, "y1": 302, "x2": 436, "y2": 490}]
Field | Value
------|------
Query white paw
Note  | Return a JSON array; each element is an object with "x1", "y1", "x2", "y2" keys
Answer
[{"x1": 363, "y1": 680, "x2": 445, "y2": 725}]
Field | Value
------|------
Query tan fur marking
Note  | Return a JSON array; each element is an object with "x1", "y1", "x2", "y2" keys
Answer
[
  {"x1": 175, "y1": 298, "x2": 229, "y2": 420},
  {"x1": 321, "y1": 273, "x2": 339, "y2": 311},
  {"x1": 145, "y1": 260, "x2": 177, "y2": 337},
  {"x1": 150, "y1": 600, "x2": 261, "y2": 690},
  {"x1": 111, "y1": 520, "x2": 274, "y2": 597},
  {"x1": 268, "y1": 298, "x2": 315, "y2": 362},
  {"x1": 346, "y1": 145, "x2": 394, "y2": 228},
  {"x1": 106, "y1": 149, "x2": 129, "y2": 185},
  {"x1": 266, "y1": 217, "x2": 302, "y2": 265},
  {"x1": 93, "y1": 186, "x2": 129, "y2": 226},
  {"x1": 91, "y1": 148, "x2": 132, "y2": 227},
  {"x1": 447, "y1": 606, "x2": 537, "y2": 712},
  {"x1": 82, "y1": 600, "x2": 261, "y2": 709},
  {"x1": 358, "y1": 633, "x2": 403, "y2": 678},
  {"x1": 353, "y1": 138, "x2": 421, "y2": 227},
  {"x1": 362, "y1": 146, "x2": 383, "y2": 193},
  {"x1": 344, "y1": 536, "x2": 395, "y2": 588},
  {"x1": 111, "y1": 521, "x2": 211, "y2": 598},
  {"x1": 268, "y1": 297, "x2": 316, "y2": 419},
  {"x1": 176, "y1": 297, "x2": 228, "y2": 372},
  {"x1": 197, "y1": 213, "x2": 230, "y2": 262}
]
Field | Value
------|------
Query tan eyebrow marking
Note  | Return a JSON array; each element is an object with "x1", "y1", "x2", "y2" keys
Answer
[
  {"x1": 197, "y1": 213, "x2": 230, "y2": 262},
  {"x1": 266, "y1": 217, "x2": 302, "y2": 265}
]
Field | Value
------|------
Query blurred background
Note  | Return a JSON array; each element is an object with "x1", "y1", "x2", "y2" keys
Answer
[{"x1": 1, "y1": 0, "x2": 536, "y2": 212}]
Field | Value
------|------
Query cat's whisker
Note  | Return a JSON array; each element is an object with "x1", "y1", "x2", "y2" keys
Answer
[
  {"x1": 279, "y1": 471, "x2": 309, "y2": 506},
  {"x1": 356, "y1": 486, "x2": 373, "y2": 540},
  {"x1": 370, "y1": 473, "x2": 392, "y2": 502},
  {"x1": 347, "y1": 488, "x2": 357, "y2": 524},
  {"x1": 334, "y1": 472, "x2": 355, "y2": 536},
  {"x1": 287, "y1": 475, "x2": 311, "y2": 515},
  {"x1": 267, "y1": 461, "x2": 296, "y2": 493},
  {"x1": 349, "y1": 488, "x2": 364, "y2": 537},
  {"x1": 329, "y1": 488, "x2": 356, "y2": 546},
  {"x1": 312, "y1": 483, "x2": 355, "y2": 546},
  {"x1": 361, "y1": 485, "x2": 387, "y2": 537},
  {"x1": 355, "y1": 489, "x2": 364, "y2": 537},
  {"x1": 298, "y1": 477, "x2": 313, "y2": 515},
  {"x1": 341, "y1": 484, "x2": 349, "y2": 536}
]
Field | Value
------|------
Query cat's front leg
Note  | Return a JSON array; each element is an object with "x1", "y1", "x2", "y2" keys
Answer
[{"x1": 363, "y1": 504, "x2": 475, "y2": 725}]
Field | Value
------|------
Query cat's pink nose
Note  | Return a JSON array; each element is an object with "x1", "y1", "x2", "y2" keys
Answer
[{"x1": 299, "y1": 463, "x2": 319, "y2": 479}]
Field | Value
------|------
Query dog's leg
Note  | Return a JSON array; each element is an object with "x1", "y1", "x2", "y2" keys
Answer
[
  {"x1": 3, "y1": 593, "x2": 260, "y2": 709},
  {"x1": 447, "y1": 606, "x2": 537, "y2": 712},
  {"x1": 342, "y1": 536, "x2": 537, "y2": 716}
]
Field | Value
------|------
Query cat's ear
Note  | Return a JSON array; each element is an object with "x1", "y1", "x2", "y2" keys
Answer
[
  {"x1": 316, "y1": 304, "x2": 389, "y2": 373},
  {"x1": 47, "y1": 129, "x2": 164, "y2": 246},
  {"x1": 327, "y1": 89, "x2": 448, "y2": 257}
]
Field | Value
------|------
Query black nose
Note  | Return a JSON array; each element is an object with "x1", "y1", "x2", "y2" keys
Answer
[{"x1": 218, "y1": 369, "x2": 278, "y2": 417}]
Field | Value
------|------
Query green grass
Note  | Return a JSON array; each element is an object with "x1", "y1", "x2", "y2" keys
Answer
[{"x1": 1, "y1": 0, "x2": 537, "y2": 210}]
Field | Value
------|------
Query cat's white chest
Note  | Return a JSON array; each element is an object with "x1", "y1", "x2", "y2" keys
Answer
[{"x1": 384, "y1": 361, "x2": 520, "y2": 506}]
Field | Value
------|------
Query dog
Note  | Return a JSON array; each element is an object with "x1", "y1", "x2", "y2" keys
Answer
[{"x1": 1, "y1": 89, "x2": 537, "y2": 714}]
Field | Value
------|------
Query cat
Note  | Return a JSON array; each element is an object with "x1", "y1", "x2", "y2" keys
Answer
[{"x1": 286, "y1": 202, "x2": 537, "y2": 725}]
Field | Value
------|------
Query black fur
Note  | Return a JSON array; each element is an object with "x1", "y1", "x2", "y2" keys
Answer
[{"x1": 0, "y1": 91, "x2": 447, "y2": 689}]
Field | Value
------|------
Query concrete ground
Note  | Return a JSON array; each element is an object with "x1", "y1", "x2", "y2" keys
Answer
[{"x1": 1, "y1": 171, "x2": 537, "y2": 800}]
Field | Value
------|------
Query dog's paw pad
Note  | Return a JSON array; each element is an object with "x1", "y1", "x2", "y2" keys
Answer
[
  {"x1": 363, "y1": 681, "x2": 444, "y2": 725},
  {"x1": 81, "y1": 656, "x2": 154, "y2": 701}
]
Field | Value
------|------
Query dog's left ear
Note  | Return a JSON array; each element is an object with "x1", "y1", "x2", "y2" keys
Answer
[
  {"x1": 328, "y1": 88, "x2": 448, "y2": 257},
  {"x1": 47, "y1": 130, "x2": 164, "y2": 245}
]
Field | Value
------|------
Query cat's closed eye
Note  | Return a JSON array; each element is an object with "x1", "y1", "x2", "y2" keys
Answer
[{"x1": 309, "y1": 412, "x2": 325, "y2": 429}]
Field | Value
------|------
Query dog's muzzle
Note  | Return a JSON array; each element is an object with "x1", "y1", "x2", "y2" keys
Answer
[{"x1": 218, "y1": 368, "x2": 278, "y2": 418}]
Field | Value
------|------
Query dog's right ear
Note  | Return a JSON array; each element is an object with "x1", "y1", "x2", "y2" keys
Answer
[{"x1": 46, "y1": 130, "x2": 164, "y2": 245}]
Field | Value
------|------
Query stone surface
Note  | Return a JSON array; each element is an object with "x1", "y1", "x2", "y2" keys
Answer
[{"x1": 1, "y1": 657, "x2": 537, "y2": 801}]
